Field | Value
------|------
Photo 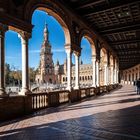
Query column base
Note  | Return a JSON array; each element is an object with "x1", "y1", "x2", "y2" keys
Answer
[
  {"x1": 66, "y1": 86, "x2": 72, "y2": 91},
  {"x1": 92, "y1": 84, "x2": 96, "y2": 88},
  {"x1": 96, "y1": 84, "x2": 99, "y2": 87},
  {"x1": 19, "y1": 88, "x2": 31, "y2": 95},
  {"x1": 74, "y1": 86, "x2": 80, "y2": 90}
]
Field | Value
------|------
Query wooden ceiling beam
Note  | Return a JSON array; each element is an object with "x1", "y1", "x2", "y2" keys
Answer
[
  {"x1": 116, "y1": 50, "x2": 139, "y2": 54},
  {"x1": 118, "y1": 54, "x2": 140, "y2": 57},
  {"x1": 83, "y1": 0, "x2": 139, "y2": 17},
  {"x1": 119, "y1": 63, "x2": 139, "y2": 68},
  {"x1": 120, "y1": 58, "x2": 140, "y2": 61},
  {"x1": 109, "y1": 39, "x2": 140, "y2": 45},
  {"x1": 100, "y1": 23, "x2": 140, "y2": 34},
  {"x1": 76, "y1": 0, "x2": 105, "y2": 10}
]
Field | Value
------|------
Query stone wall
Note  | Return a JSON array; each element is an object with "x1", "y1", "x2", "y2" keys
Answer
[{"x1": 0, "y1": 96, "x2": 32, "y2": 121}]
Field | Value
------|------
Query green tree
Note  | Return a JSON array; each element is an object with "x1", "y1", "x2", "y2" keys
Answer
[
  {"x1": 5, "y1": 63, "x2": 11, "y2": 85},
  {"x1": 5, "y1": 63, "x2": 37, "y2": 86},
  {"x1": 29, "y1": 67, "x2": 37, "y2": 83}
]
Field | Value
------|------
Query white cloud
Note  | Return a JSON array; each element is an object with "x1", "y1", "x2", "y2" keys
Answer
[
  {"x1": 29, "y1": 50, "x2": 40, "y2": 53},
  {"x1": 6, "y1": 56, "x2": 19, "y2": 59},
  {"x1": 29, "y1": 48, "x2": 65, "y2": 54},
  {"x1": 52, "y1": 48, "x2": 65, "y2": 53}
]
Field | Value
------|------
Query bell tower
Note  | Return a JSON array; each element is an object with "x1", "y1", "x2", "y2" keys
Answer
[{"x1": 39, "y1": 23, "x2": 55, "y2": 83}]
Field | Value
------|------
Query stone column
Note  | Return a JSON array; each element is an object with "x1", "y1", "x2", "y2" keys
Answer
[
  {"x1": 18, "y1": 32, "x2": 31, "y2": 95},
  {"x1": 74, "y1": 51, "x2": 80, "y2": 89},
  {"x1": 92, "y1": 55, "x2": 96, "y2": 87},
  {"x1": 114, "y1": 68, "x2": 117, "y2": 84},
  {"x1": 108, "y1": 66, "x2": 110, "y2": 84},
  {"x1": 134, "y1": 71, "x2": 136, "y2": 81},
  {"x1": 0, "y1": 23, "x2": 7, "y2": 96},
  {"x1": 127, "y1": 72, "x2": 129, "y2": 84},
  {"x1": 107, "y1": 67, "x2": 109, "y2": 85},
  {"x1": 96, "y1": 60, "x2": 99, "y2": 87},
  {"x1": 116, "y1": 69, "x2": 119, "y2": 83},
  {"x1": 122, "y1": 73, "x2": 124, "y2": 84},
  {"x1": 65, "y1": 45, "x2": 72, "y2": 91},
  {"x1": 110, "y1": 65, "x2": 114, "y2": 84},
  {"x1": 104, "y1": 62, "x2": 108, "y2": 86},
  {"x1": 130, "y1": 72, "x2": 133, "y2": 85},
  {"x1": 138, "y1": 67, "x2": 140, "y2": 79}
]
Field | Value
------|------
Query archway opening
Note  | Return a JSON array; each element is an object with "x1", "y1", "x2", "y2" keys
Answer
[
  {"x1": 79, "y1": 36, "x2": 96, "y2": 87},
  {"x1": 5, "y1": 30, "x2": 22, "y2": 94},
  {"x1": 29, "y1": 9, "x2": 71, "y2": 92}
]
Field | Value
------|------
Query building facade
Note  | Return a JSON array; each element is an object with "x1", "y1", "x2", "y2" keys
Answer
[
  {"x1": 61, "y1": 62, "x2": 93, "y2": 86},
  {"x1": 120, "y1": 64, "x2": 140, "y2": 85}
]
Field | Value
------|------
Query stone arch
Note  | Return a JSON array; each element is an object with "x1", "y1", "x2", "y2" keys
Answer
[
  {"x1": 79, "y1": 30, "x2": 96, "y2": 56},
  {"x1": 110, "y1": 55, "x2": 114, "y2": 67},
  {"x1": 24, "y1": 0, "x2": 71, "y2": 45},
  {"x1": 100, "y1": 48, "x2": 107, "y2": 62}
]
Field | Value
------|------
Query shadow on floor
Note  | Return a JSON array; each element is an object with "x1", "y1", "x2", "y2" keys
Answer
[{"x1": 0, "y1": 105, "x2": 140, "y2": 140}]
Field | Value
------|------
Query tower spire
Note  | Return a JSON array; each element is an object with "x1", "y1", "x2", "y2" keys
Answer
[{"x1": 44, "y1": 22, "x2": 49, "y2": 42}]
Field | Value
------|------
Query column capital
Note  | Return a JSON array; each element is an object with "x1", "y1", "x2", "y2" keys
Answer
[
  {"x1": 73, "y1": 50, "x2": 80, "y2": 57},
  {"x1": 0, "y1": 23, "x2": 8, "y2": 31},
  {"x1": 104, "y1": 61, "x2": 108, "y2": 66},
  {"x1": 0, "y1": 23, "x2": 8, "y2": 37},
  {"x1": 96, "y1": 59, "x2": 100, "y2": 63},
  {"x1": 110, "y1": 64, "x2": 114, "y2": 67},
  {"x1": 91, "y1": 55, "x2": 96, "y2": 61},
  {"x1": 18, "y1": 31, "x2": 31, "y2": 41},
  {"x1": 65, "y1": 44, "x2": 72, "y2": 54}
]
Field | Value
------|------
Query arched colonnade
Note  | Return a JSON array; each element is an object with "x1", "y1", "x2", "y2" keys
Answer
[{"x1": 0, "y1": 0, "x2": 119, "y2": 96}]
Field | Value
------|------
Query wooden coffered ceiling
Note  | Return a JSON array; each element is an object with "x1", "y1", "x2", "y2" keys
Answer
[{"x1": 61, "y1": 0, "x2": 140, "y2": 70}]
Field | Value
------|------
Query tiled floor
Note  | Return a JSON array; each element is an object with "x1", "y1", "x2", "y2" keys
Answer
[{"x1": 0, "y1": 85, "x2": 140, "y2": 140}]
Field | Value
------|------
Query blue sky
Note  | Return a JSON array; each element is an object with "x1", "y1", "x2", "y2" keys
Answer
[{"x1": 5, "y1": 10, "x2": 91, "y2": 70}]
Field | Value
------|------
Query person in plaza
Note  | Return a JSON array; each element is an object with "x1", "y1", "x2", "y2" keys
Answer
[{"x1": 136, "y1": 78, "x2": 140, "y2": 94}]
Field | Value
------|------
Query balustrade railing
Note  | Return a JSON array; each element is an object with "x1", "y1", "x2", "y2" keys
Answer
[
  {"x1": 28, "y1": 90, "x2": 69, "y2": 110},
  {"x1": 29, "y1": 92, "x2": 48, "y2": 110},
  {"x1": 28, "y1": 84, "x2": 119, "y2": 111}
]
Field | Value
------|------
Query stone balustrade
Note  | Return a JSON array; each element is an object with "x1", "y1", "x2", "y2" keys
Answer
[{"x1": 0, "y1": 84, "x2": 119, "y2": 121}]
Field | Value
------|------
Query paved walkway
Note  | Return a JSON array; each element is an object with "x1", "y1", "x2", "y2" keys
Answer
[{"x1": 0, "y1": 85, "x2": 140, "y2": 140}]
